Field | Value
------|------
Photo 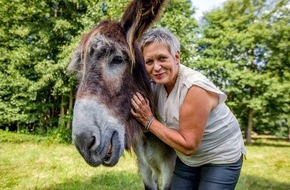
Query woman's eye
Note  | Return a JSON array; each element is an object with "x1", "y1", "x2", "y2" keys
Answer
[
  {"x1": 160, "y1": 56, "x2": 167, "y2": 61},
  {"x1": 145, "y1": 60, "x2": 153, "y2": 65}
]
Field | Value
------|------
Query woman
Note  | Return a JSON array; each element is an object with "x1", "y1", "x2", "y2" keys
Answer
[{"x1": 131, "y1": 28, "x2": 246, "y2": 190}]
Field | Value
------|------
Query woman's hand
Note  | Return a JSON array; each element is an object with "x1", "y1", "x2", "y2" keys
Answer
[{"x1": 131, "y1": 92, "x2": 153, "y2": 127}]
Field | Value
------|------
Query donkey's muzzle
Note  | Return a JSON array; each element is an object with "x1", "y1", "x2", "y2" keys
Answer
[{"x1": 72, "y1": 98, "x2": 125, "y2": 167}]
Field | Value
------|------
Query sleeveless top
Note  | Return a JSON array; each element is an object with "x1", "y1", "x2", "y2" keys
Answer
[{"x1": 153, "y1": 64, "x2": 246, "y2": 167}]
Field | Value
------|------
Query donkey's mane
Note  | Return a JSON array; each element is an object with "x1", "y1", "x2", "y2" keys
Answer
[
  {"x1": 80, "y1": 21, "x2": 128, "y2": 50},
  {"x1": 126, "y1": 43, "x2": 155, "y2": 149}
]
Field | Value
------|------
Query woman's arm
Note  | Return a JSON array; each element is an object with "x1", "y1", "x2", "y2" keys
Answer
[{"x1": 131, "y1": 85, "x2": 218, "y2": 155}]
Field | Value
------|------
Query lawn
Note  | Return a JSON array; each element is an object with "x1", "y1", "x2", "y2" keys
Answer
[{"x1": 0, "y1": 131, "x2": 289, "y2": 190}]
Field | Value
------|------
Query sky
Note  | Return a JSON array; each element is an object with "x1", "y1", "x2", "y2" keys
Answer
[{"x1": 191, "y1": 0, "x2": 227, "y2": 20}]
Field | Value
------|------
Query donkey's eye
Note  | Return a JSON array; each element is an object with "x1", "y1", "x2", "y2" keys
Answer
[{"x1": 111, "y1": 56, "x2": 123, "y2": 65}]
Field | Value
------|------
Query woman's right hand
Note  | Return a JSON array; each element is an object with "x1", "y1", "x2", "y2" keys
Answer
[{"x1": 130, "y1": 92, "x2": 153, "y2": 127}]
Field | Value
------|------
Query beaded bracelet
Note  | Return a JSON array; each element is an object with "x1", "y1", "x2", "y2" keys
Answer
[{"x1": 145, "y1": 115, "x2": 155, "y2": 132}]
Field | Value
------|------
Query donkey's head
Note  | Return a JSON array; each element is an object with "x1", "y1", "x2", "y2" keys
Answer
[{"x1": 69, "y1": 0, "x2": 166, "y2": 167}]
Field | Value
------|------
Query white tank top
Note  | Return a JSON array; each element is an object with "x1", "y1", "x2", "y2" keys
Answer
[{"x1": 153, "y1": 64, "x2": 246, "y2": 167}]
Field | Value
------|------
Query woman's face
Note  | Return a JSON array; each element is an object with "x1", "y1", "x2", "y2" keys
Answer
[{"x1": 143, "y1": 43, "x2": 180, "y2": 92}]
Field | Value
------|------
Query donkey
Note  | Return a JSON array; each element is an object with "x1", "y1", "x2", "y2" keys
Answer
[{"x1": 68, "y1": 0, "x2": 176, "y2": 189}]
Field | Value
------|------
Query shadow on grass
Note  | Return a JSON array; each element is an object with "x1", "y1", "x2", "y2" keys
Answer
[
  {"x1": 237, "y1": 174, "x2": 290, "y2": 190},
  {"x1": 250, "y1": 142, "x2": 290, "y2": 148},
  {"x1": 40, "y1": 172, "x2": 290, "y2": 190},
  {"x1": 43, "y1": 171, "x2": 144, "y2": 190},
  {"x1": 249, "y1": 139, "x2": 290, "y2": 148}
]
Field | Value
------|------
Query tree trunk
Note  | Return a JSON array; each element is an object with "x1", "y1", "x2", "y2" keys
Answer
[
  {"x1": 245, "y1": 49, "x2": 256, "y2": 145},
  {"x1": 245, "y1": 108, "x2": 253, "y2": 145},
  {"x1": 66, "y1": 88, "x2": 73, "y2": 129},
  {"x1": 17, "y1": 121, "x2": 20, "y2": 132},
  {"x1": 59, "y1": 96, "x2": 65, "y2": 127}
]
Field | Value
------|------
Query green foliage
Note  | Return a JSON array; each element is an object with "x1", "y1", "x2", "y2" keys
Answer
[
  {"x1": 194, "y1": 0, "x2": 290, "y2": 140},
  {"x1": 47, "y1": 124, "x2": 72, "y2": 144},
  {"x1": 0, "y1": 0, "x2": 91, "y2": 131}
]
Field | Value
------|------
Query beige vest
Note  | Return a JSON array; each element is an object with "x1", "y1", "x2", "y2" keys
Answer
[{"x1": 153, "y1": 64, "x2": 246, "y2": 167}]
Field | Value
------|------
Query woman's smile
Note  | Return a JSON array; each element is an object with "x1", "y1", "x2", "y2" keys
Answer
[{"x1": 154, "y1": 73, "x2": 165, "y2": 79}]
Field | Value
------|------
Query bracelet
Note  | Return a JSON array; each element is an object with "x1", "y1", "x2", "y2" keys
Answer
[{"x1": 145, "y1": 115, "x2": 155, "y2": 132}]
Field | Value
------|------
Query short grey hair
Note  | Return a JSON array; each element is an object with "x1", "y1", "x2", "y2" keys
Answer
[{"x1": 139, "y1": 28, "x2": 180, "y2": 57}]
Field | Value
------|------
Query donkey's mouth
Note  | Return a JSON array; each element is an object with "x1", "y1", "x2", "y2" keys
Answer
[
  {"x1": 102, "y1": 131, "x2": 122, "y2": 166},
  {"x1": 74, "y1": 130, "x2": 123, "y2": 167},
  {"x1": 103, "y1": 144, "x2": 112, "y2": 162}
]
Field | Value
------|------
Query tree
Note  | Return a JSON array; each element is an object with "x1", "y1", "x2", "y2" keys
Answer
[
  {"x1": 194, "y1": 0, "x2": 290, "y2": 144},
  {"x1": 0, "y1": 0, "x2": 92, "y2": 132}
]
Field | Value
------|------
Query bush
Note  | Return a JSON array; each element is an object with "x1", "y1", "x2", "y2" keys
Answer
[{"x1": 47, "y1": 125, "x2": 72, "y2": 144}]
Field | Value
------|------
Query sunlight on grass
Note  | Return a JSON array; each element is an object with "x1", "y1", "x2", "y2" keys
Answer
[
  {"x1": 0, "y1": 141, "x2": 143, "y2": 190},
  {"x1": 236, "y1": 139, "x2": 290, "y2": 190},
  {"x1": 0, "y1": 132, "x2": 289, "y2": 190}
]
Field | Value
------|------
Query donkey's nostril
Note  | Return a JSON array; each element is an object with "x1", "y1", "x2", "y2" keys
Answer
[
  {"x1": 87, "y1": 136, "x2": 96, "y2": 150},
  {"x1": 74, "y1": 134, "x2": 96, "y2": 151}
]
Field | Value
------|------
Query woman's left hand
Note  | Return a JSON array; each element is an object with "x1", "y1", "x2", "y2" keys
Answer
[{"x1": 131, "y1": 92, "x2": 153, "y2": 127}]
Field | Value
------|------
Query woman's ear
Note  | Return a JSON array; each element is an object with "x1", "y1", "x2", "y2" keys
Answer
[{"x1": 175, "y1": 51, "x2": 180, "y2": 64}]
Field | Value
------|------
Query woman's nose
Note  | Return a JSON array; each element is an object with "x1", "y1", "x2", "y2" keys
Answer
[{"x1": 153, "y1": 62, "x2": 161, "y2": 71}]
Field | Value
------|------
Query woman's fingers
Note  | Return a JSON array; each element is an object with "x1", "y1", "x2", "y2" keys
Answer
[
  {"x1": 136, "y1": 92, "x2": 145, "y2": 103},
  {"x1": 130, "y1": 108, "x2": 137, "y2": 117},
  {"x1": 131, "y1": 96, "x2": 139, "y2": 109},
  {"x1": 135, "y1": 92, "x2": 150, "y2": 108},
  {"x1": 131, "y1": 92, "x2": 153, "y2": 126},
  {"x1": 132, "y1": 93, "x2": 148, "y2": 110},
  {"x1": 132, "y1": 94, "x2": 141, "y2": 107}
]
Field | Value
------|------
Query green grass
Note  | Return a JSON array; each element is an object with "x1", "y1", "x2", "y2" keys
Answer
[
  {"x1": 236, "y1": 139, "x2": 290, "y2": 190},
  {"x1": 0, "y1": 131, "x2": 289, "y2": 190}
]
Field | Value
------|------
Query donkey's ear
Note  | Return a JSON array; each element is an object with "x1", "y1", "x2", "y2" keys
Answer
[
  {"x1": 121, "y1": 0, "x2": 166, "y2": 39},
  {"x1": 121, "y1": 0, "x2": 167, "y2": 62}
]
